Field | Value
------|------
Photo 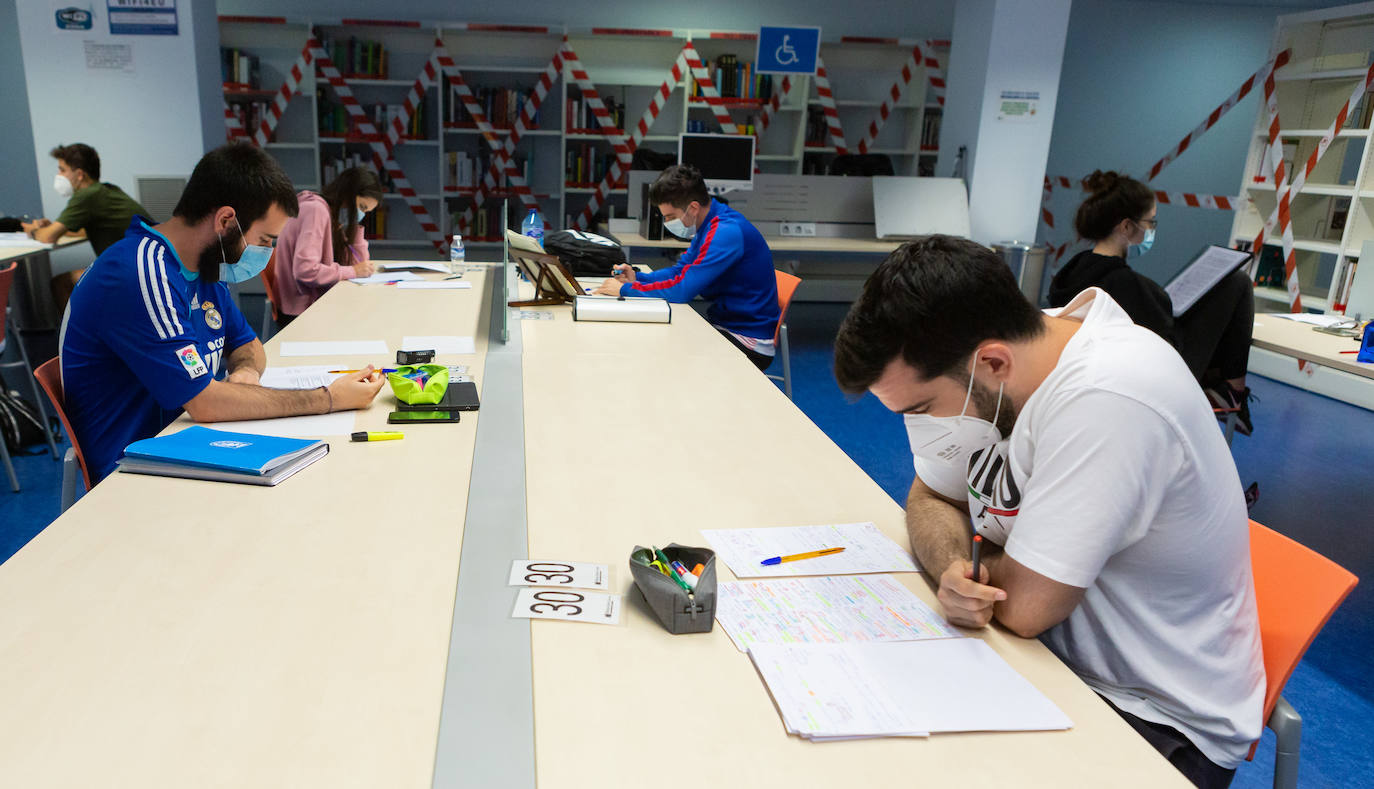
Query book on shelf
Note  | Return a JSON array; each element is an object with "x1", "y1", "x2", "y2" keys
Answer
[
  {"x1": 565, "y1": 143, "x2": 620, "y2": 188},
  {"x1": 321, "y1": 152, "x2": 395, "y2": 192},
  {"x1": 447, "y1": 84, "x2": 541, "y2": 130},
  {"x1": 220, "y1": 48, "x2": 261, "y2": 89},
  {"x1": 317, "y1": 89, "x2": 430, "y2": 140},
  {"x1": 362, "y1": 202, "x2": 390, "y2": 239},
  {"x1": 565, "y1": 92, "x2": 625, "y2": 133},
  {"x1": 921, "y1": 110, "x2": 943, "y2": 148},
  {"x1": 446, "y1": 149, "x2": 533, "y2": 190},
  {"x1": 316, "y1": 34, "x2": 388, "y2": 79},
  {"x1": 224, "y1": 101, "x2": 272, "y2": 141},
  {"x1": 452, "y1": 203, "x2": 517, "y2": 243},
  {"x1": 689, "y1": 54, "x2": 775, "y2": 100}
]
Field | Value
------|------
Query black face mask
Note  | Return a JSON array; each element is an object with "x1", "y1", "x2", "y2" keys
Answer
[{"x1": 196, "y1": 223, "x2": 244, "y2": 284}]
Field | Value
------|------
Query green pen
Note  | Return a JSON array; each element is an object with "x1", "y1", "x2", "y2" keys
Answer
[{"x1": 653, "y1": 546, "x2": 694, "y2": 595}]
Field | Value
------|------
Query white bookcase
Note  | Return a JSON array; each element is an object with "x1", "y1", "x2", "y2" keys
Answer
[
  {"x1": 218, "y1": 19, "x2": 946, "y2": 259},
  {"x1": 1228, "y1": 3, "x2": 1374, "y2": 313}
]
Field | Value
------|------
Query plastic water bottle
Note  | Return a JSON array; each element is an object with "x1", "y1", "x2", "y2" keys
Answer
[
  {"x1": 449, "y1": 233, "x2": 465, "y2": 273},
  {"x1": 521, "y1": 208, "x2": 544, "y2": 245}
]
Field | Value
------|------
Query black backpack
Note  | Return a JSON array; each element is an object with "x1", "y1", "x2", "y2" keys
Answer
[
  {"x1": 542, "y1": 230, "x2": 627, "y2": 278},
  {"x1": 0, "y1": 389, "x2": 48, "y2": 454}
]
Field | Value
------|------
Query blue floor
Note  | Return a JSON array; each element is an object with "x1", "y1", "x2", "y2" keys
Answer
[{"x1": 2, "y1": 301, "x2": 1371, "y2": 786}]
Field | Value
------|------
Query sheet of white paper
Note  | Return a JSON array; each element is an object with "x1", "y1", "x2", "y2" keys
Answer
[
  {"x1": 396, "y1": 280, "x2": 472, "y2": 290},
  {"x1": 197, "y1": 411, "x2": 356, "y2": 438},
  {"x1": 379, "y1": 261, "x2": 451, "y2": 273},
  {"x1": 748, "y1": 640, "x2": 1071, "y2": 739},
  {"x1": 401, "y1": 336, "x2": 476, "y2": 354},
  {"x1": 259, "y1": 365, "x2": 341, "y2": 390},
  {"x1": 350, "y1": 272, "x2": 422, "y2": 284},
  {"x1": 508, "y1": 560, "x2": 610, "y2": 591},
  {"x1": 702, "y1": 522, "x2": 920, "y2": 578},
  {"x1": 280, "y1": 340, "x2": 388, "y2": 357},
  {"x1": 0, "y1": 233, "x2": 49, "y2": 248},
  {"x1": 1164, "y1": 246, "x2": 1252, "y2": 317},
  {"x1": 1271, "y1": 312, "x2": 1351, "y2": 327},
  {"x1": 511, "y1": 588, "x2": 621, "y2": 625},
  {"x1": 716, "y1": 575, "x2": 960, "y2": 652}
]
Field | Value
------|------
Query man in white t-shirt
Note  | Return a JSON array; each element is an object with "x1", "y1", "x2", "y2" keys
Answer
[{"x1": 833, "y1": 236, "x2": 1264, "y2": 789}]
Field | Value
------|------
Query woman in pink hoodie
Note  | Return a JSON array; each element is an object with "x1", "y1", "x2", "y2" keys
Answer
[{"x1": 273, "y1": 167, "x2": 384, "y2": 327}]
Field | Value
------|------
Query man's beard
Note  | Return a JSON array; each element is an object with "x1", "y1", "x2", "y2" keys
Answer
[
  {"x1": 968, "y1": 377, "x2": 1017, "y2": 438},
  {"x1": 197, "y1": 224, "x2": 244, "y2": 284}
]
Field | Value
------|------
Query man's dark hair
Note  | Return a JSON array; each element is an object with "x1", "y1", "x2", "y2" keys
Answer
[
  {"x1": 1074, "y1": 169, "x2": 1154, "y2": 240},
  {"x1": 49, "y1": 143, "x2": 100, "y2": 181},
  {"x1": 648, "y1": 164, "x2": 710, "y2": 209},
  {"x1": 834, "y1": 235, "x2": 1046, "y2": 393},
  {"x1": 173, "y1": 143, "x2": 299, "y2": 226}
]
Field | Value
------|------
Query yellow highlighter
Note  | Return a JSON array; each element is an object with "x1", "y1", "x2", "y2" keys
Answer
[{"x1": 350, "y1": 431, "x2": 404, "y2": 442}]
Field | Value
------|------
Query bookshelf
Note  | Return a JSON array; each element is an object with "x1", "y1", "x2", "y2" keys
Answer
[
  {"x1": 1228, "y1": 4, "x2": 1374, "y2": 314},
  {"x1": 219, "y1": 19, "x2": 948, "y2": 257}
]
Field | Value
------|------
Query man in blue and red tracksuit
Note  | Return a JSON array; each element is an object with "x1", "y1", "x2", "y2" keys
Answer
[{"x1": 594, "y1": 165, "x2": 780, "y2": 370}]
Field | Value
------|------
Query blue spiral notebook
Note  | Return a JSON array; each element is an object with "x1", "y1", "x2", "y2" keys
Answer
[{"x1": 116, "y1": 426, "x2": 330, "y2": 486}]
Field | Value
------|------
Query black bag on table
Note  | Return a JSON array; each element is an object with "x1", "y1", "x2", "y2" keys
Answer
[{"x1": 542, "y1": 230, "x2": 626, "y2": 278}]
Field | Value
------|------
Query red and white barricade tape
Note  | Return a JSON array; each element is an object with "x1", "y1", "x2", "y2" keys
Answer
[
  {"x1": 1152, "y1": 191, "x2": 1247, "y2": 210},
  {"x1": 1040, "y1": 175, "x2": 1072, "y2": 230},
  {"x1": 437, "y1": 37, "x2": 560, "y2": 235},
  {"x1": 682, "y1": 42, "x2": 740, "y2": 136},
  {"x1": 560, "y1": 41, "x2": 645, "y2": 229},
  {"x1": 922, "y1": 41, "x2": 946, "y2": 107},
  {"x1": 246, "y1": 41, "x2": 313, "y2": 147},
  {"x1": 223, "y1": 101, "x2": 248, "y2": 141},
  {"x1": 1255, "y1": 62, "x2": 1374, "y2": 313},
  {"x1": 308, "y1": 39, "x2": 446, "y2": 251},
  {"x1": 812, "y1": 56, "x2": 849, "y2": 154},
  {"x1": 1144, "y1": 49, "x2": 1291, "y2": 181},
  {"x1": 857, "y1": 42, "x2": 924, "y2": 155}
]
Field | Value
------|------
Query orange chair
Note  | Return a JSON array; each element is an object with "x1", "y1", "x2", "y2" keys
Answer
[
  {"x1": 766, "y1": 270, "x2": 802, "y2": 400},
  {"x1": 258, "y1": 249, "x2": 282, "y2": 339},
  {"x1": 33, "y1": 358, "x2": 92, "y2": 513},
  {"x1": 1247, "y1": 520, "x2": 1358, "y2": 789}
]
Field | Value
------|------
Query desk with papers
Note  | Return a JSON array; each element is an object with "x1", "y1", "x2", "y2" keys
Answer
[{"x1": 0, "y1": 262, "x2": 1189, "y2": 786}]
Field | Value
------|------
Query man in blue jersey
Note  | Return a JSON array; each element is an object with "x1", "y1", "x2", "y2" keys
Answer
[
  {"x1": 60, "y1": 143, "x2": 386, "y2": 483},
  {"x1": 593, "y1": 165, "x2": 780, "y2": 369}
]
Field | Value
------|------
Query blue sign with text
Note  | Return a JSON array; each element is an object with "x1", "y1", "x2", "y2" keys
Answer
[
  {"x1": 755, "y1": 26, "x2": 821, "y2": 75},
  {"x1": 107, "y1": 0, "x2": 178, "y2": 35},
  {"x1": 55, "y1": 7, "x2": 94, "y2": 31}
]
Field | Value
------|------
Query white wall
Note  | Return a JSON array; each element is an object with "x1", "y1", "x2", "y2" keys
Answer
[
  {"x1": 1041, "y1": 0, "x2": 1289, "y2": 286},
  {"x1": 16, "y1": 0, "x2": 220, "y2": 224},
  {"x1": 214, "y1": 0, "x2": 956, "y2": 40}
]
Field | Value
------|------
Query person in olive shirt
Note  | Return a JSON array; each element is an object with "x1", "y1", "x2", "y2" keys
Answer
[{"x1": 21, "y1": 143, "x2": 148, "y2": 311}]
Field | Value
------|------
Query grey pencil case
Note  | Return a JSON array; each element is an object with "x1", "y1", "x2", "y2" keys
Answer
[{"x1": 629, "y1": 543, "x2": 717, "y2": 634}]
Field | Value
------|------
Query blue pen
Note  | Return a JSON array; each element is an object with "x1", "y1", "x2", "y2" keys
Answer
[{"x1": 760, "y1": 547, "x2": 846, "y2": 566}]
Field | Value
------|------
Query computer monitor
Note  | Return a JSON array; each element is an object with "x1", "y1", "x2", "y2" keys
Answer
[{"x1": 678, "y1": 133, "x2": 755, "y2": 192}]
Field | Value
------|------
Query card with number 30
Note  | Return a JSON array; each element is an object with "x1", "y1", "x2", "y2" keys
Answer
[
  {"x1": 512, "y1": 588, "x2": 622, "y2": 625},
  {"x1": 508, "y1": 559, "x2": 610, "y2": 591}
]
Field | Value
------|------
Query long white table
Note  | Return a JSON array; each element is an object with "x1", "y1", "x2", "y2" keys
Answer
[{"x1": 0, "y1": 265, "x2": 1188, "y2": 786}]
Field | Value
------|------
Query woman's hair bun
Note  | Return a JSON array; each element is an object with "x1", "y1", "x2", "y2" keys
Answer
[{"x1": 1081, "y1": 169, "x2": 1121, "y2": 195}]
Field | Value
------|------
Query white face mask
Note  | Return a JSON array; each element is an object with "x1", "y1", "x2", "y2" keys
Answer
[
  {"x1": 53, "y1": 173, "x2": 74, "y2": 199},
  {"x1": 663, "y1": 204, "x2": 697, "y2": 239},
  {"x1": 903, "y1": 355, "x2": 1004, "y2": 498}
]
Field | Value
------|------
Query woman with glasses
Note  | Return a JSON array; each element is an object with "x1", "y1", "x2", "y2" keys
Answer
[{"x1": 1049, "y1": 170, "x2": 1256, "y2": 434}]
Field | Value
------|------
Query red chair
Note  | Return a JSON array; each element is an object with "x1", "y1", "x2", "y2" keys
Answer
[
  {"x1": 766, "y1": 270, "x2": 802, "y2": 400},
  {"x1": 1247, "y1": 520, "x2": 1358, "y2": 788},
  {"x1": 258, "y1": 249, "x2": 282, "y2": 339},
  {"x1": 33, "y1": 358, "x2": 91, "y2": 512}
]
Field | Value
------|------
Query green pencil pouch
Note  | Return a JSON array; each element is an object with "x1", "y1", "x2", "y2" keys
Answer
[{"x1": 386, "y1": 364, "x2": 450, "y2": 405}]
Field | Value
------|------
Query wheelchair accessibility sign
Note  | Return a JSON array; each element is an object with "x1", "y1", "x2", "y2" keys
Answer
[{"x1": 756, "y1": 26, "x2": 821, "y2": 75}]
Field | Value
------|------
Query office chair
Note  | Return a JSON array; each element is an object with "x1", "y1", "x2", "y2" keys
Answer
[
  {"x1": 33, "y1": 358, "x2": 92, "y2": 513},
  {"x1": 766, "y1": 270, "x2": 802, "y2": 400},
  {"x1": 1247, "y1": 519, "x2": 1358, "y2": 789}
]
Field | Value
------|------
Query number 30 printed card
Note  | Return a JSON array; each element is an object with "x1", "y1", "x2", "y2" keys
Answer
[
  {"x1": 512, "y1": 588, "x2": 622, "y2": 625},
  {"x1": 508, "y1": 560, "x2": 610, "y2": 591}
]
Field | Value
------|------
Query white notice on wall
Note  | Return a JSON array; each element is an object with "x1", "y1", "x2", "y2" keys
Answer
[
  {"x1": 997, "y1": 90, "x2": 1040, "y2": 122},
  {"x1": 84, "y1": 41, "x2": 134, "y2": 74}
]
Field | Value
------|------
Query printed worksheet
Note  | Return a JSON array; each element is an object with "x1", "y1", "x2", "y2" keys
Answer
[
  {"x1": 702, "y1": 522, "x2": 920, "y2": 578},
  {"x1": 715, "y1": 575, "x2": 959, "y2": 652},
  {"x1": 259, "y1": 365, "x2": 340, "y2": 390}
]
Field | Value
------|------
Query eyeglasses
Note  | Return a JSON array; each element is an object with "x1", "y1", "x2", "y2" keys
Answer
[{"x1": 1137, "y1": 217, "x2": 1159, "y2": 229}]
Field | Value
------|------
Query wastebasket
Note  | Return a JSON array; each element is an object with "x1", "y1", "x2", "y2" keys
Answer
[{"x1": 994, "y1": 241, "x2": 1048, "y2": 306}]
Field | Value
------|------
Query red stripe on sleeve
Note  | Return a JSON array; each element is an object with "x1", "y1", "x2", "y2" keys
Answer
[{"x1": 632, "y1": 218, "x2": 720, "y2": 292}]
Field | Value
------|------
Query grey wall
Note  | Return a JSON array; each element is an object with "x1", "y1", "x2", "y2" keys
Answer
[
  {"x1": 1041, "y1": 0, "x2": 1295, "y2": 286},
  {"x1": 214, "y1": 0, "x2": 957, "y2": 40},
  {"x1": 0, "y1": 0, "x2": 42, "y2": 220}
]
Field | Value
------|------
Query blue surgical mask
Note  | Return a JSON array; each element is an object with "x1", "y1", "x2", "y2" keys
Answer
[
  {"x1": 663, "y1": 204, "x2": 699, "y2": 240},
  {"x1": 356, "y1": 207, "x2": 366, "y2": 223},
  {"x1": 219, "y1": 218, "x2": 273, "y2": 283},
  {"x1": 1128, "y1": 226, "x2": 1155, "y2": 259}
]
